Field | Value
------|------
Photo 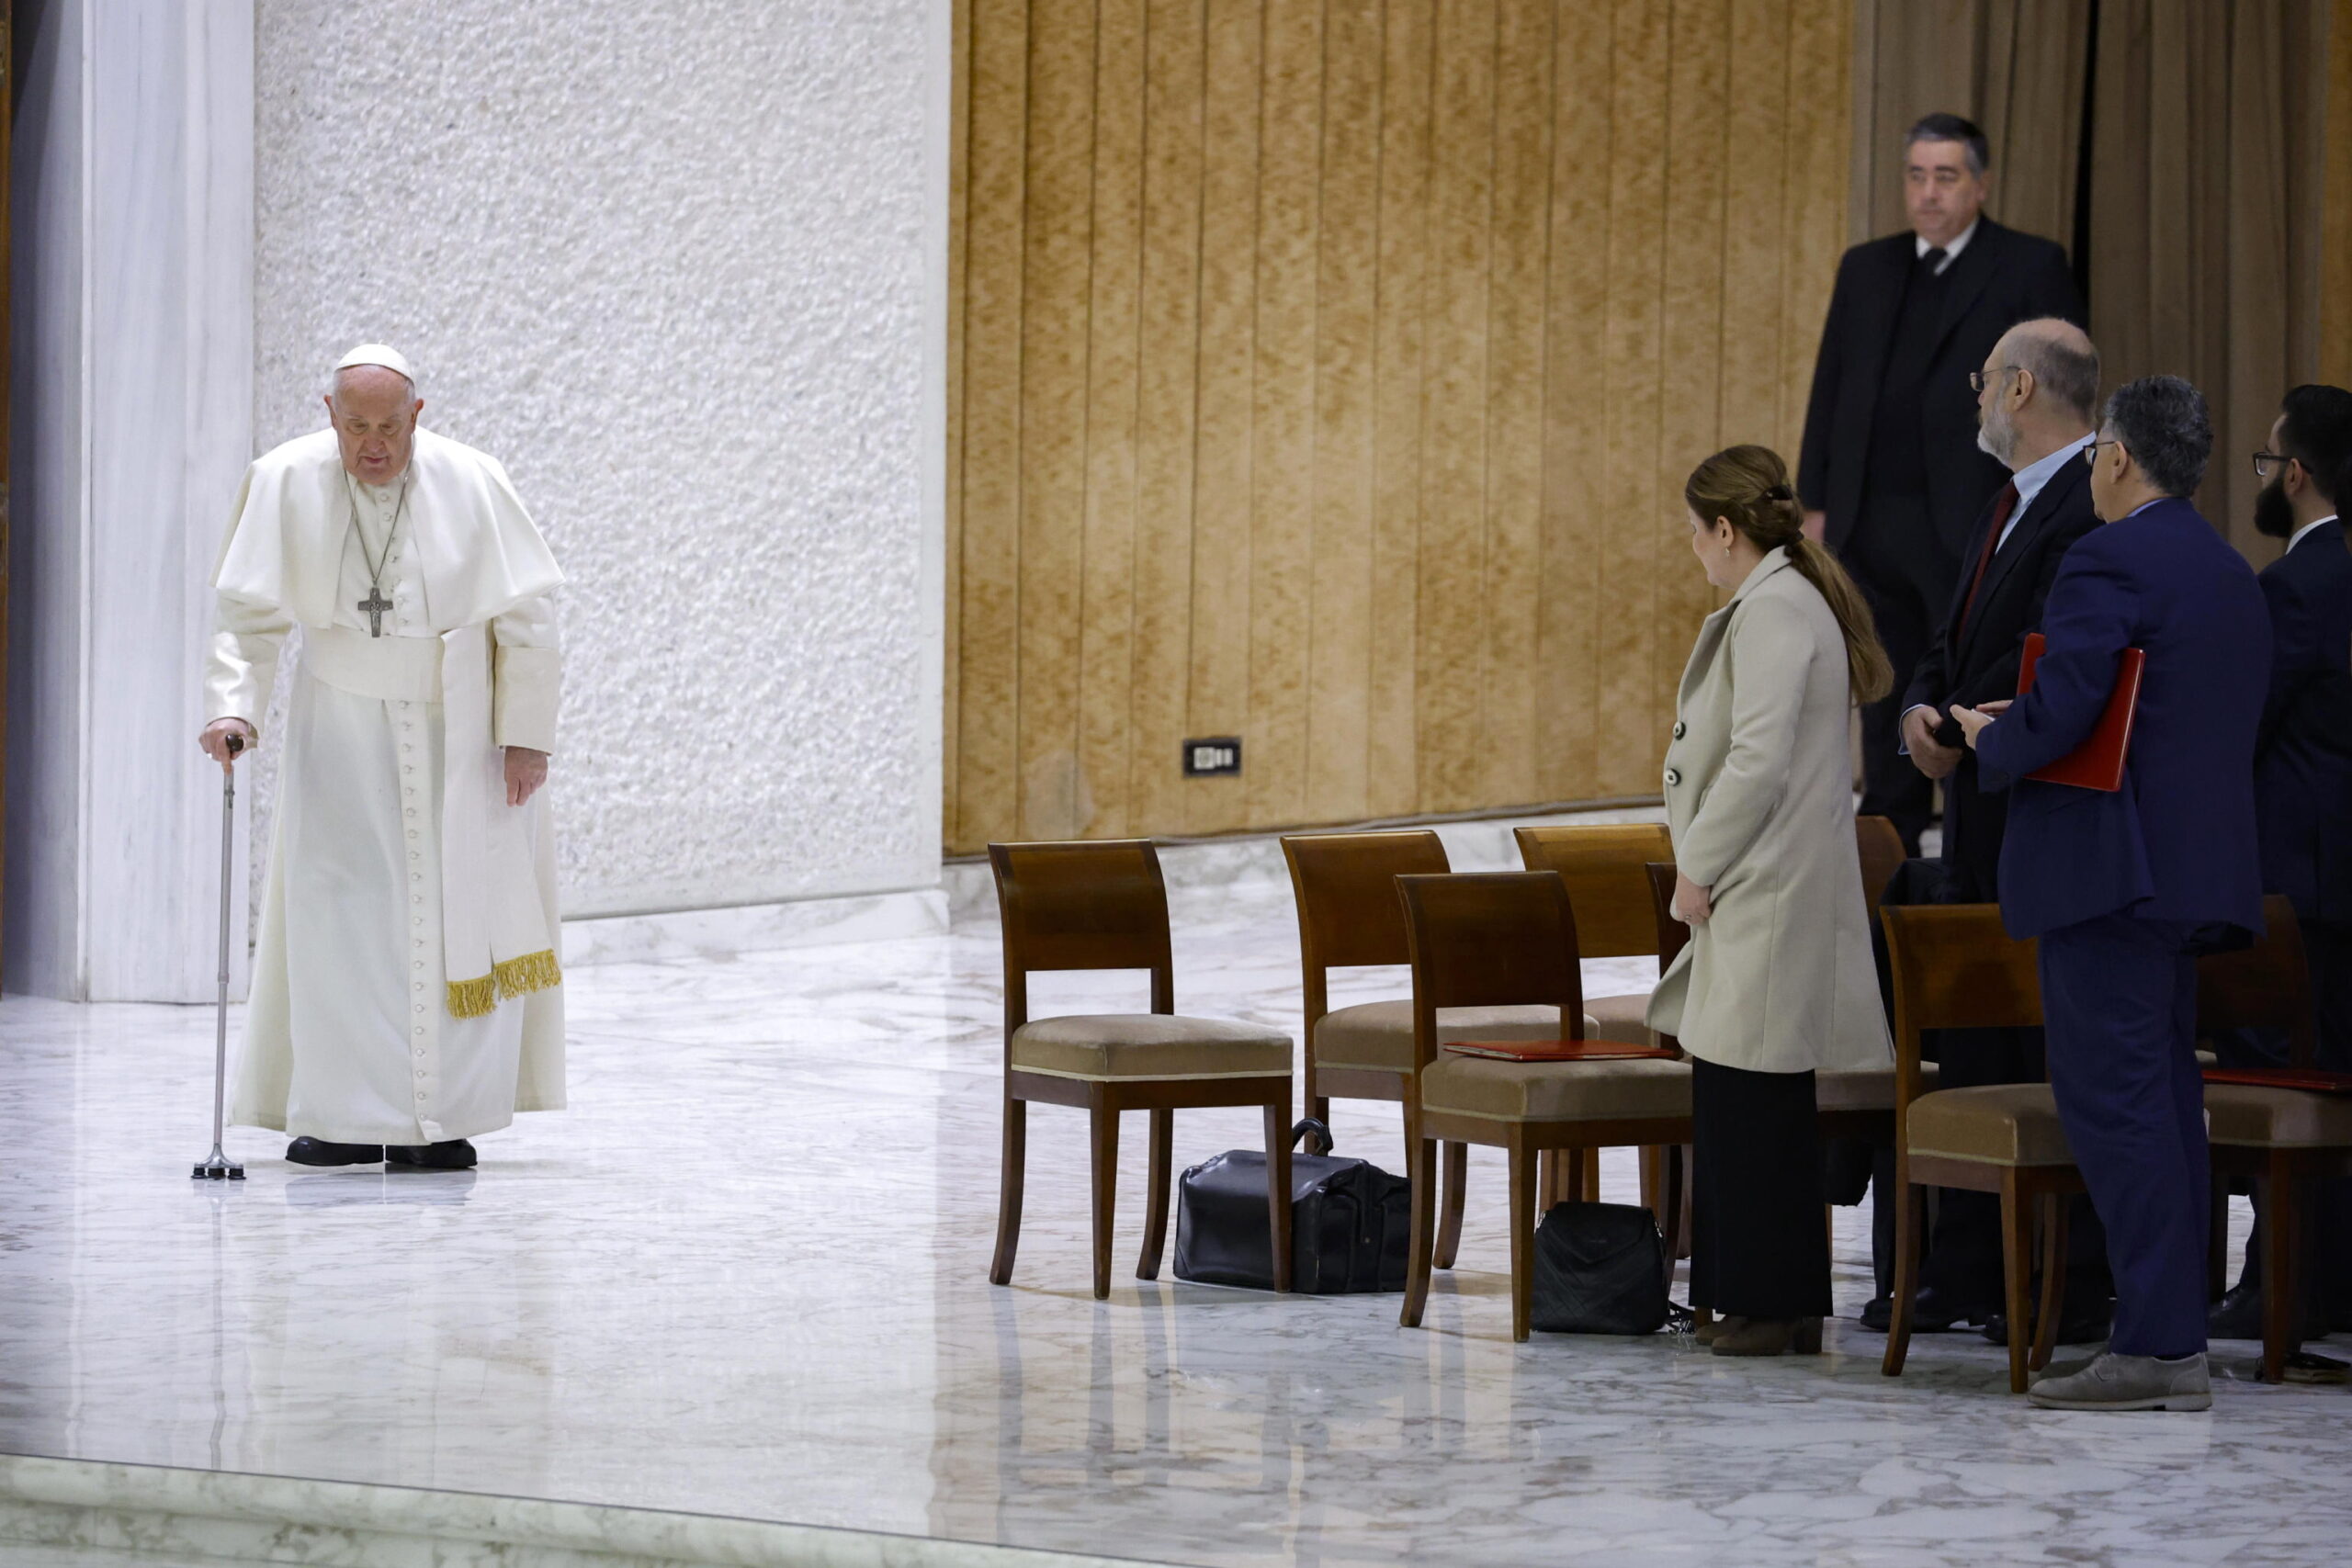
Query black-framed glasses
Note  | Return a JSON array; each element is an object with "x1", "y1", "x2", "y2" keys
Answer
[
  {"x1": 2082, "y1": 438, "x2": 2123, "y2": 467},
  {"x1": 2253, "y1": 451, "x2": 2299, "y2": 481},
  {"x1": 1968, "y1": 366, "x2": 2022, "y2": 393}
]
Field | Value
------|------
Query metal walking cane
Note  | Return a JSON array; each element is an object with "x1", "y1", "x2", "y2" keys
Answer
[{"x1": 194, "y1": 733, "x2": 246, "y2": 1181}]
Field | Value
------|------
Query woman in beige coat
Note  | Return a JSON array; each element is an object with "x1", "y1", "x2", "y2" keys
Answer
[{"x1": 1645, "y1": 445, "x2": 1895, "y2": 1357}]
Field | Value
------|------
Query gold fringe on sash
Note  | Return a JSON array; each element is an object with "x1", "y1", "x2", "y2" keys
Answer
[{"x1": 445, "y1": 949, "x2": 563, "y2": 1020}]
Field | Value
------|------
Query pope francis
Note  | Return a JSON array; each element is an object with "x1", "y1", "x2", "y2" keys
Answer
[{"x1": 198, "y1": 344, "x2": 566, "y2": 1170}]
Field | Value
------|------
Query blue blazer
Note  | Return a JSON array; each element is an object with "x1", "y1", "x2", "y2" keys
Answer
[
  {"x1": 1977, "y1": 497, "x2": 2270, "y2": 940},
  {"x1": 2253, "y1": 520, "x2": 2352, "y2": 922}
]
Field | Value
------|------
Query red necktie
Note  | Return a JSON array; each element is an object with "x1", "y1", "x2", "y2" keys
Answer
[{"x1": 1956, "y1": 481, "x2": 2020, "y2": 644}]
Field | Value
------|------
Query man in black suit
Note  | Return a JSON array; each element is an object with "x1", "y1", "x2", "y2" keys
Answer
[
  {"x1": 2210, "y1": 383, "x2": 2352, "y2": 1342},
  {"x1": 1876, "y1": 319, "x2": 2113, "y2": 1342},
  {"x1": 1798, "y1": 113, "x2": 2086, "y2": 855},
  {"x1": 1847, "y1": 320, "x2": 2109, "y2": 1333}
]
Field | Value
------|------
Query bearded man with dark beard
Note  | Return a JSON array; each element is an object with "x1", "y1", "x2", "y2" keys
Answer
[{"x1": 2209, "y1": 382, "x2": 2352, "y2": 1345}]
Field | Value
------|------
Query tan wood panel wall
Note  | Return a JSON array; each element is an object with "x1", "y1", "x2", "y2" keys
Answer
[{"x1": 946, "y1": 0, "x2": 1852, "y2": 852}]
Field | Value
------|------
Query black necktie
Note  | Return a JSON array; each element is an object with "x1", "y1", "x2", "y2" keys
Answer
[{"x1": 1921, "y1": 246, "x2": 1948, "y2": 275}]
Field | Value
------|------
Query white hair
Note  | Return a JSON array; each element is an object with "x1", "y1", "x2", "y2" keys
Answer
[{"x1": 322, "y1": 362, "x2": 421, "y2": 406}]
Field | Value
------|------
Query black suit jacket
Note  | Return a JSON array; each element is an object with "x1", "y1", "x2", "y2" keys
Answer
[
  {"x1": 2254, "y1": 519, "x2": 2352, "y2": 923},
  {"x1": 1900, "y1": 456, "x2": 2102, "y2": 900},
  {"x1": 1797, "y1": 219, "x2": 2086, "y2": 559}
]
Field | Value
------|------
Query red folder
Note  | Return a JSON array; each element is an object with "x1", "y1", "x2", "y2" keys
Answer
[
  {"x1": 2013, "y1": 632, "x2": 2144, "y2": 792},
  {"x1": 2201, "y1": 1066, "x2": 2352, "y2": 1096},
  {"x1": 1442, "y1": 1040, "x2": 1680, "y2": 1063}
]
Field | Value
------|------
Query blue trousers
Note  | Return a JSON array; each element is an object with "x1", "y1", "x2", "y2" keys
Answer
[{"x1": 2037, "y1": 912, "x2": 2209, "y2": 1359}]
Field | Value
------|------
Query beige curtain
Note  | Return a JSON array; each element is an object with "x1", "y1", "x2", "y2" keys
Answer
[
  {"x1": 2089, "y1": 0, "x2": 2333, "y2": 557},
  {"x1": 1851, "y1": 0, "x2": 2091, "y2": 249}
]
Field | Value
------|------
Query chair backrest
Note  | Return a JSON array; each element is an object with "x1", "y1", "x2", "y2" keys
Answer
[
  {"x1": 1642, "y1": 862, "x2": 1687, "y2": 1050},
  {"x1": 2197, "y1": 894, "x2": 2317, "y2": 1066},
  {"x1": 989, "y1": 840, "x2": 1174, "y2": 1032},
  {"x1": 1396, "y1": 871, "x2": 1583, "y2": 1072},
  {"x1": 1880, "y1": 903, "x2": 2041, "y2": 1121},
  {"x1": 1511, "y1": 822, "x2": 1675, "y2": 962},
  {"x1": 1282, "y1": 830, "x2": 1451, "y2": 1028},
  {"x1": 1854, "y1": 814, "x2": 1905, "y2": 920}
]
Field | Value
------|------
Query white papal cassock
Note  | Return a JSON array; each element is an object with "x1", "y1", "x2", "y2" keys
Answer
[{"x1": 206, "y1": 426, "x2": 567, "y2": 1145}]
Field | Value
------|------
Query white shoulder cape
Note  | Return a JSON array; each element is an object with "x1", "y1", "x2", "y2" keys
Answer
[{"x1": 212, "y1": 427, "x2": 563, "y2": 626}]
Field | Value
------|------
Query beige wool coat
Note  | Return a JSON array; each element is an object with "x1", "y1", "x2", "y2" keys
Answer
[{"x1": 1645, "y1": 547, "x2": 1894, "y2": 1075}]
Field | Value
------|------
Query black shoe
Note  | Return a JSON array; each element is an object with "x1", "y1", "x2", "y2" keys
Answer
[
  {"x1": 385, "y1": 1139, "x2": 478, "y2": 1170},
  {"x1": 1984, "y1": 1299, "x2": 2114, "y2": 1348},
  {"x1": 2206, "y1": 1280, "x2": 2322, "y2": 1343},
  {"x1": 1860, "y1": 1295, "x2": 1893, "y2": 1333},
  {"x1": 2208, "y1": 1280, "x2": 2265, "y2": 1341},
  {"x1": 1910, "y1": 1284, "x2": 1995, "y2": 1333},
  {"x1": 286, "y1": 1137, "x2": 383, "y2": 1167}
]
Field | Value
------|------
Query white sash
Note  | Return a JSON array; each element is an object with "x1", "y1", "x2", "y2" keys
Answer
[{"x1": 306, "y1": 624, "x2": 557, "y2": 1017}]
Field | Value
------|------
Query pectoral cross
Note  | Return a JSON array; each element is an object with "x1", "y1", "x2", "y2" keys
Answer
[{"x1": 358, "y1": 586, "x2": 392, "y2": 637}]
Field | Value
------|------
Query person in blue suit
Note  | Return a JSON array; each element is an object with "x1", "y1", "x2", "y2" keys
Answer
[
  {"x1": 1954, "y1": 376, "x2": 2269, "y2": 1411},
  {"x1": 2210, "y1": 383, "x2": 2352, "y2": 1341}
]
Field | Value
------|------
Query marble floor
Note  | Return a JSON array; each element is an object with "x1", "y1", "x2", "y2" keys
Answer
[{"x1": 2, "y1": 878, "x2": 2346, "y2": 1568}]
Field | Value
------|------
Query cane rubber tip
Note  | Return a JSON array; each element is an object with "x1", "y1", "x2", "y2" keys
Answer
[
  {"x1": 228, "y1": 1168, "x2": 245, "y2": 1180},
  {"x1": 191, "y1": 1165, "x2": 208, "y2": 1179}
]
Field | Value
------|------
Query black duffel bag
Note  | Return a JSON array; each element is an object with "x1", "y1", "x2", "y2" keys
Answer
[
  {"x1": 1172, "y1": 1122, "x2": 1411, "y2": 1293},
  {"x1": 1530, "y1": 1200, "x2": 1670, "y2": 1335}
]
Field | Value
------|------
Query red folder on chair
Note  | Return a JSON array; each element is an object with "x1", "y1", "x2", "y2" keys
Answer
[{"x1": 2013, "y1": 632, "x2": 2144, "y2": 792}]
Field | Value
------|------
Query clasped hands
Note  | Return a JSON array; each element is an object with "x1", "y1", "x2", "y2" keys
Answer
[
  {"x1": 1904, "y1": 700, "x2": 2011, "y2": 773},
  {"x1": 197, "y1": 717, "x2": 550, "y2": 806}
]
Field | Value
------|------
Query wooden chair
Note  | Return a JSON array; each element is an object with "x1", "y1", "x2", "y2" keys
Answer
[
  {"x1": 989, "y1": 840, "x2": 1295, "y2": 1300},
  {"x1": 1395, "y1": 871, "x2": 1694, "y2": 1341},
  {"x1": 1879, "y1": 903, "x2": 2081, "y2": 1393},
  {"x1": 2196, "y1": 894, "x2": 2352, "y2": 1382},
  {"x1": 1282, "y1": 830, "x2": 1559, "y2": 1269},
  {"x1": 1513, "y1": 822, "x2": 1675, "y2": 1210},
  {"x1": 1854, "y1": 813, "x2": 1906, "y2": 913},
  {"x1": 1816, "y1": 814, "x2": 1938, "y2": 1133}
]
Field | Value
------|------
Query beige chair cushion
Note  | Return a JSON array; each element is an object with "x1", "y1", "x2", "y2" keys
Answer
[
  {"x1": 1312, "y1": 1001, "x2": 1591, "y2": 1073},
  {"x1": 2204, "y1": 1084, "x2": 2352, "y2": 1149},
  {"x1": 1419, "y1": 1054, "x2": 1691, "y2": 1123},
  {"x1": 1012, "y1": 1013, "x2": 1291, "y2": 1082},
  {"x1": 1816, "y1": 1062, "x2": 1940, "y2": 1113},
  {"x1": 1905, "y1": 1084, "x2": 2075, "y2": 1167},
  {"x1": 1586, "y1": 991, "x2": 1657, "y2": 1046}
]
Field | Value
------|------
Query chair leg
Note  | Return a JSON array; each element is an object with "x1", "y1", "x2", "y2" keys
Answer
[
  {"x1": 2261, "y1": 1151, "x2": 2298, "y2": 1384},
  {"x1": 1402, "y1": 1114, "x2": 1438, "y2": 1328},
  {"x1": 1882, "y1": 1178, "x2": 1923, "y2": 1377},
  {"x1": 1435, "y1": 1141, "x2": 1469, "y2": 1270},
  {"x1": 1265, "y1": 1093, "x2": 1295, "y2": 1293},
  {"x1": 1137, "y1": 1108, "x2": 1173, "y2": 1281},
  {"x1": 1580, "y1": 1146, "x2": 1600, "y2": 1201},
  {"x1": 989, "y1": 1095, "x2": 1027, "y2": 1287},
  {"x1": 1537, "y1": 1149, "x2": 1558, "y2": 1209},
  {"x1": 1999, "y1": 1171, "x2": 2032, "y2": 1393},
  {"x1": 1089, "y1": 1092, "x2": 1119, "y2": 1302},
  {"x1": 2030, "y1": 1191, "x2": 2069, "y2": 1373},
  {"x1": 1509, "y1": 1131, "x2": 1537, "y2": 1343},
  {"x1": 1675, "y1": 1144, "x2": 1694, "y2": 1260},
  {"x1": 1639, "y1": 1145, "x2": 1662, "y2": 1224}
]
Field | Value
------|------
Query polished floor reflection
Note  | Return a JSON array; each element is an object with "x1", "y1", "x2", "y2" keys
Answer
[{"x1": 1, "y1": 880, "x2": 2345, "y2": 1567}]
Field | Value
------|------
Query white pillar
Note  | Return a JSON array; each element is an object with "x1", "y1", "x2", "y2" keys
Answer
[{"x1": 6, "y1": 0, "x2": 255, "y2": 1001}]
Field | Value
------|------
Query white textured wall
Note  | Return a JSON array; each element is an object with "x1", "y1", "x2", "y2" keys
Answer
[{"x1": 250, "y1": 0, "x2": 944, "y2": 919}]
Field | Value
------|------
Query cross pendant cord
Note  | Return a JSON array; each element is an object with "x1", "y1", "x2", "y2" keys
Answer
[{"x1": 345, "y1": 475, "x2": 412, "y2": 637}]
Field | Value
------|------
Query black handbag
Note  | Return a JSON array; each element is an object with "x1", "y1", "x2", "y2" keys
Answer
[
  {"x1": 1530, "y1": 1200, "x2": 1670, "y2": 1334},
  {"x1": 1172, "y1": 1122, "x2": 1411, "y2": 1293}
]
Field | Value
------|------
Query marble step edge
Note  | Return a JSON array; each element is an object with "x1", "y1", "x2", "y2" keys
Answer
[{"x1": 0, "y1": 1453, "x2": 1164, "y2": 1568}]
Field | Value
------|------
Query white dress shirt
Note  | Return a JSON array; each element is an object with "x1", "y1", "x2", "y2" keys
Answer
[{"x1": 1917, "y1": 218, "x2": 1980, "y2": 276}]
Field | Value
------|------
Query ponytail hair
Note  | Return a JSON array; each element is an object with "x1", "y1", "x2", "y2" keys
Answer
[{"x1": 1684, "y1": 444, "x2": 1893, "y2": 705}]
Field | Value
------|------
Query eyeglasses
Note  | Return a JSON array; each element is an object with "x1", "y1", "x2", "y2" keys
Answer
[
  {"x1": 1968, "y1": 366, "x2": 2022, "y2": 393},
  {"x1": 2253, "y1": 451, "x2": 2300, "y2": 481},
  {"x1": 2082, "y1": 438, "x2": 2123, "y2": 467}
]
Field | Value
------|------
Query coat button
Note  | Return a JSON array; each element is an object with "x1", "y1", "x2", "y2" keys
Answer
[
  {"x1": 1664, "y1": 767, "x2": 1682, "y2": 787},
  {"x1": 1672, "y1": 720, "x2": 1687, "y2": 739}
]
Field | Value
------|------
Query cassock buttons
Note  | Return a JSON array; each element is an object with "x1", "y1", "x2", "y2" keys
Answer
[
  {"x1": 1664, "y1": 767, "x2": 1682, "y2": 786},
  {"x1": 1672, "y1": 720, "x2": 1687, "y2": 739}
]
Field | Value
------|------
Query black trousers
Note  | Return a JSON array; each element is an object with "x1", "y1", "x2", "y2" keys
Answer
[
  {"x1": 1841, "y1": 493, "x2": 1959, "y2": 856},
  {"x1": 1690, "y1": 1056, "x2": 1833, "y2": 1319}
]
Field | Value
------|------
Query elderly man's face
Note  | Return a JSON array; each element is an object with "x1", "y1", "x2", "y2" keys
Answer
[
  {"x1": 1974, "y1": 344, "x2": 2021, "y2": 468},
  {"x1": 324, "y1": 367, "x2": 422, "y2": 485},
  {"x1": 1905, "y1": 139, "x2": 1987, "y2": 249}
]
